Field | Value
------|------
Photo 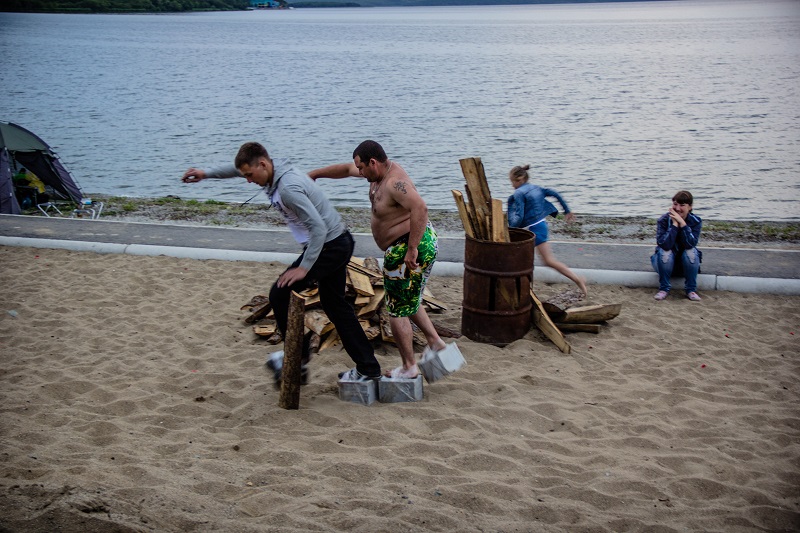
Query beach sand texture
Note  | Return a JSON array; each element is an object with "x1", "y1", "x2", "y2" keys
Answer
[{"x1": 1, "y1": 246, "x2": 798, "y2": 532}]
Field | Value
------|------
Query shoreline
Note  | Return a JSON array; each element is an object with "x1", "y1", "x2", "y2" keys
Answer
[{"x1": 79, "y1": 194, "x2": 800, "y2": 250}]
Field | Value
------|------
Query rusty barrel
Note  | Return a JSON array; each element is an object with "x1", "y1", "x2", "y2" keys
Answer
[{"x1": 461, "y1": 228, "x2": 534, "y2": 345}]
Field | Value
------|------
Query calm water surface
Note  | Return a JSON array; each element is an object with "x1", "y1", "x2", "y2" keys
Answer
[{"x1": 1, "y1": 1, "x2": 799, "y2": 220}]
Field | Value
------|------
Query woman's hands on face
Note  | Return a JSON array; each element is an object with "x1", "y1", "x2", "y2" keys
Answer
[{"x1": 668, "y1": 207, "x2": 687, "y2": 228}]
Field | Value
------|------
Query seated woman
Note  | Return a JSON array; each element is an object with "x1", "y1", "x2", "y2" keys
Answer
[
  {"x1": 507, "y1": 164, "x2": 587, "y2": 297},
  {"x1": 651, "y1": 190, "x2": 703, "y2": 301}
]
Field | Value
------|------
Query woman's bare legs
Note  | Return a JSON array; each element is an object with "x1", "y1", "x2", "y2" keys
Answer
[{"x1": 536, "y1": 242, "x2": 588, "y2": 297}]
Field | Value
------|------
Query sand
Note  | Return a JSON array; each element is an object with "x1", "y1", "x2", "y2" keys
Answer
[{"x1": 1, "y1": 245, "x2": 798, "y2": 532}]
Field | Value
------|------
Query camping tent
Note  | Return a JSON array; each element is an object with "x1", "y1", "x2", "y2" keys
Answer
[{"x1": 0, "y1": 122, "x2": 84, "y2": 215}]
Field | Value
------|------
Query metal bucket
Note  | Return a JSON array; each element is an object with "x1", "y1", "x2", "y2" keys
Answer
[{"x1": 461, "y1": 228, "x2": 534, "y2": 345}]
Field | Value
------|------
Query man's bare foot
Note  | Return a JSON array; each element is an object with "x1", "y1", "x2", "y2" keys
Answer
[{"x1": 385, "y1": 365, "x2": 420, "y2": 379}]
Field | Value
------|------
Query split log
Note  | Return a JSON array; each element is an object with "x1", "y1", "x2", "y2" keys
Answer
[
  {"x1": 240, "y1": 295, "x2": 269, "y2": 311},
  {"x1": 304, "y1": 309, "x2": 332, "y2": 336},
  {"x1": 279, "y1": 291, "x2": 305, "y2": 410},
  {"x1": 298, "y1": 288, "x2": 321, "y2": 309},
  {"x1": 555, "y1": 323, "x2": 602, "y2": 334},
  {"x1": 531, "y1": 290, "x2": 571, "y2": 354},
  {"x1": 451, "y1": 189, "x2": 476, "y2": 238},
  {"x1": 319, "y1": 330, "x2": 340, "y2": 351},
  {"x1": 554, "y1": 304, "x2": 622, "y2": 324},
  {"x1": 244, "y1": 301, "x2": 272, "y2": 324},
  {"x1": 541, "y1": 289, "x2": 585, "y2": 315}
]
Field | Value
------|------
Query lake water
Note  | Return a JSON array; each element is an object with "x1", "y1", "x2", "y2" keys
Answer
[{"x1": 1, "y1": 1, "x2": 799, "y2": 220}]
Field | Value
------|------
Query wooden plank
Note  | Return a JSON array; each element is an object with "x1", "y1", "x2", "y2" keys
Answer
[
  {"x1": 555, "y1": 323, "x2": 602, "y2": 334},
  {"x1": 354, "y1": 294, "x2": 371, "y2": 306},
  {"x1": 348, "y1": 267, "x2": 375, "y2": 296},
  {"x1": 558, "y1": 304, "x2": 622, "y2": 324},
  {"x1": 459, "y1": 157, "x2": 492, "y2": 239},
  {"x1": 530, "y1": 289, "x2": 571, "y2": 354},
  {"x1": 358, "y1": 287, "x2": 385, "y2": 318},
  {"x1": 491, "y1": 198, "x2": 509, "y2": 243},
  {"x1": 279, "y1": 291, "x2": 305, "y2": 410},
  {"x1": 422, "y1": 294, "x2": 448, "y2": 311},
  {"x1": 252, "y1": 324, "x2": 277, "y2": 337},
  {"x1": 348, "y1": 260, "x2": 382, "y2": 282},
  {"x1": 451, "y1": 189, "x2": 476, "y2": 238}
]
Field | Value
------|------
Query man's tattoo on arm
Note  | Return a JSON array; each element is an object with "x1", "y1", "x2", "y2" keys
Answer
[{"x1": 394, "y1": 181, "x2": 408, "y2": 195}]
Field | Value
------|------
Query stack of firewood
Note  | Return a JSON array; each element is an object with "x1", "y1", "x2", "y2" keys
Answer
[
  {"x1": 241, "y1": 257, "x2": 459, "y2": 352},
  {"x1": 451, "y1": 157, "x2": 510, "y2": 243}
]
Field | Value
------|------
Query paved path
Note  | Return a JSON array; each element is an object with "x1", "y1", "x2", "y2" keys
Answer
[{"x1": 2, "y1": 214, "x2": 799, "y2": 294}]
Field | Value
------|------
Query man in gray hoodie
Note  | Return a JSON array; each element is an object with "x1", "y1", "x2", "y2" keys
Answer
[{"x1": 182, "y1": 142, "x2": 381, "y2": 384}]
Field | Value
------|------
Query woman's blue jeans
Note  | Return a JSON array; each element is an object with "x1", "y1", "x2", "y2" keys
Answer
[{"x1": 650, "y1": 247, "x2": 700, "y2": 293}]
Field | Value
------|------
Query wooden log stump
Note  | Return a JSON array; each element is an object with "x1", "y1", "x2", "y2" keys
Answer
[{"x1": 279, "y1": 291, "x2": 305, "y2": 410}]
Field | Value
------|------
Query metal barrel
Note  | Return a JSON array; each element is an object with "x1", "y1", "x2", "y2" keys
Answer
[{"x1": 461, "y1": 228, "x2": 534, "y2": 345}]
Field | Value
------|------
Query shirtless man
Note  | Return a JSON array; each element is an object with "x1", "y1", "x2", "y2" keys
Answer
[{"x1": 309, "y1": 140, "x2": 447, "y2": 379}]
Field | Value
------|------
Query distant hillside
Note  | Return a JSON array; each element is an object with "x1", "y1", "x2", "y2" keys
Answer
[
  {"x1": 3, "y1": 0, "x2": 249, "y2": 13},
  {"x1": 3, "y1": 0, "x2": 669, "y2": 13},
  {"x1": 294, "y1": 0, "x2": 659, "y2": 5}
]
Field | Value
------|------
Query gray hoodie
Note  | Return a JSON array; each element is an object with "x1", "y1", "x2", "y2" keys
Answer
[{"x1": 205, "y1": 158, "x2": 345, "y2": 271}]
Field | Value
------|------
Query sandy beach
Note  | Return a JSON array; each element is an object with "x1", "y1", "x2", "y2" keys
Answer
[{"x1": 1, "y1": 245, "x2": 798, "y2": 532}]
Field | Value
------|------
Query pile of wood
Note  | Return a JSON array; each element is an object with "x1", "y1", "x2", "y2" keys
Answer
[
  {"x1": 452, "y1": 157, "x2": 510, "y2": 243},
  {"x1": 241, "y1": 257, "x2": 459, "y2": 353},
  {"x1": 531, "y1": 289, "x2": 623, "y2": 354}
]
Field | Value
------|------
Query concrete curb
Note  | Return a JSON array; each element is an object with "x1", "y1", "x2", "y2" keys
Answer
[{"x1": 2, "y1": 236, "x2": 798, "y2": 295}]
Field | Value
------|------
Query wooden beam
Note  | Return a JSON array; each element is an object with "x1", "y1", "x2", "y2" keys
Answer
[
  {"x1": 530, "y1": 289, "x2": 571, "y2": 354},
  {"x1": 279, "y1": 291, "x2": 305, "y2": 410},
  {"x1": 555, "y1": 323, "x2": 602, "y2": 334}
]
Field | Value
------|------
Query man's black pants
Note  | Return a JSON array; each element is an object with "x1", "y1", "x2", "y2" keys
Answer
[{"x1": 268, "y1": 231, "x2": 381, "y2": 377}]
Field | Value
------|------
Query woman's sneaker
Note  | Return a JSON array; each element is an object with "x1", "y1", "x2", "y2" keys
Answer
[
  {"x1": 687, "y1": 291, "x2": 702, "y2": 301},
  {"x1": 338, "y1": 367, "x2": 380, "y2": 382},
  {"x1": 654, "y1": 290, "x2": 669, "y2": 301}
]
